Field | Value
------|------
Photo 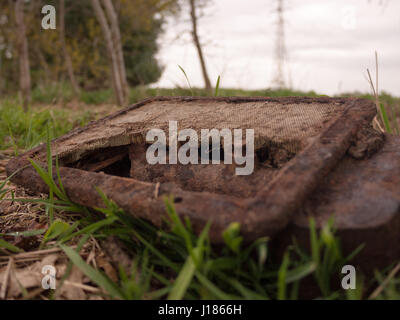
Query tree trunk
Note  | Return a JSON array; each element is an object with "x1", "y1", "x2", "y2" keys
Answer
[
  {"x1": 189, "y1": 0, "x2": 211, "y2": 92},
  {"x1": 33, "y1": 43, "x2": 51, "y2": 85},
  {"x1": 60, "y1": 0, "x2": 80, "y2": 96},
  {"x1": 102, "y1": 0, "x2": 129, "y2": 101},
  {"x1": 91, "y1": 0, "x2": 125, "y2": 106},
  {"x1": 14, "y1": 0, "x2": 31, "y2": 111}
]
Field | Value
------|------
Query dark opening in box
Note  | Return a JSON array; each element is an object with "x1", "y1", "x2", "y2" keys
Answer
[{"x1": 7, "y1": 97, "x2": 379, "y2": 242}]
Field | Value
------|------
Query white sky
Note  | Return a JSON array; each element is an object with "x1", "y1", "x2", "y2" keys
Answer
[{"x1": 155, "y1": 0, "x2": 400, "y2": 96}]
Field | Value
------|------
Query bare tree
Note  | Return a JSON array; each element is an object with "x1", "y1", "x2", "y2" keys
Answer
[
  {"x1": 102, "y1": 0, "x2": 129, "y2": 100},
  {"x1": 14, "y1": 0, "x2": 31, "y2": 111},
  {"x1": 91, "y1": 0, "x2": 127, "y2": 106},
  {"x1": 60, "y1": 0, "x2": 80, "y2": 96},
  {"x1": 189, "y1": 0, "x2": 211, "y2": 92}
]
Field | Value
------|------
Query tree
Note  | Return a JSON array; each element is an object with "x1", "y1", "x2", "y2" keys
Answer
[
  {"x1": 102, "y1": 0, "x2": 129, "y2": 99},
  {"x1": 188, "y1": 0, "x2": 211, "y2": 92},
  {"x1": 118, "y1": 0, "x2": 168, "y2": 86},
  {"x1": 0, "y1": 0, "x2": 174, "y2": 98},
  {"x1": 59, "y1": 0, "x2": 80, "y2": 95},
  {"x1": 91, "y1": 0, "x2": 127, "y2": 106},
  {"x1": 14, "y1": 0, "x2": 31, "y2": 110}
]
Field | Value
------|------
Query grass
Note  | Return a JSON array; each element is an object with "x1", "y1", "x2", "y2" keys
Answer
[
  {"x1": 0, "y1": 98, "x2": 93, "y2": 152},
  {"x1": 4, "y1": 150, "x2": 356, "y2": 299},
  {"x1": 0, "y1": 86, "x2": 400, "y2": 299},
  {"x1": 4, "y1": 162, "x2": 398, "y2": 300},
  {"x1": 365, "y1": 52, "x2": 400, "y2": 134}
]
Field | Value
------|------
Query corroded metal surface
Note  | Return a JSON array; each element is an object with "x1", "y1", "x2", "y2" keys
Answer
[
  {"x1": 28, "y1": 96, "x2": 349, "y2": 164},
  {"x1": 273, "y1": 134, "x2": 400, "y2": 272},
  {"x1": 6, "y1": 97, "x2": 381, "y2": 246}
]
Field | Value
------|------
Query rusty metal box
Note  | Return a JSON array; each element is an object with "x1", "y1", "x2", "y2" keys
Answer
[{"x1": 7, "y1": 96, "x2": 400, "y2": 268}]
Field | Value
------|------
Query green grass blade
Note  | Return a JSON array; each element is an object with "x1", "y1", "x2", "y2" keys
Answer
[
  {"x1": 28, "y1": 158, "x2": 68, "y2": 202},
  {"x1": 195, "y1": 272, "x2": 234, "y2": 300},
  {"x1": 215, "y1": 75, "x2": 221, "y2": 97},
  {"x1": 178, "y1": 65, "x2": 194, "y2": 96},
  {"x1": 389, "y1": 105, "x2": 400, "y2": 135},
  {"x1": 309, "y1": 218, "x2": 320, "y2": 264},
  {"x1": 222, "y1": 222, "x2": 243, "y2": 254},
  {"x1": 277, "y1": 252, "x2": 290, "y2": 300},
  {"x1": 285, "y1": 261, "x2": 317, "y2": 283},
  {"x1": 0, "y1": 166, "x2": 27, "y2": 200},
  {"x1": 167, "y1": 248, "x2": 198, "y2": 300},
  {"x1": 6, "y1": 122, "x2": 19, "y2": 156},
  {"x1": 55, "y1": 155, "x2": 66, "y2": 196},
  {"x1": 344, "y1": 244, "x2": 365, "y2": 263},
  {"x1": 42, "y1": 220, "x2": 71, "y2": 245},
  {"x1": 46, "y1": 125, "x2": 55, "y2": 223},
  {"x1": 60, "y1": 244, "x2": 124, "y2": 299},
  {"x1": 59, "y1": 216, "x2": 118, "y2": 244},
  {"x1": 0, "y1": 238, "x2": 24, "y2": 253},
  {"x1": 164, "y1": 197, "x2": 196, "y2": 262},
  {"x1": 379, "y1": 103, "x2": 392, "y2": 133},
  {"x1": 227, "y1": 278, "x2": 268, "y2": 300}
]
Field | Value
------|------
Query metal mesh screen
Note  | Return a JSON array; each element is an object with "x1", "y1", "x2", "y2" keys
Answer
[{"x1": 48, "y1": 99, "x2": 346, "y2": 164}]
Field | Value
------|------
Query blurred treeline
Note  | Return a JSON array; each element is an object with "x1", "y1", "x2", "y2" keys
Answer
[{"x1": 0, "y1": 0, "x2": 179, "y2": 104}]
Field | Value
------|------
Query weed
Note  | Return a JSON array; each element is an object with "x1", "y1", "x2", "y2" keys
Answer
[
  {"x1": 178, "y1": 65, "x2": 194, "y2": 96},
  {"x1": 366, "y1": 51, "x2": 399, "y2": 134},
  {"x1": 1, "y1": 87, "x2": 400, "y2": 300}
]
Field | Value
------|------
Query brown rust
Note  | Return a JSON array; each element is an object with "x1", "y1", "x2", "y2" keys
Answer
[
  {"x1": 6, "y1": 96, "x2": 381, "y2": 245},
  {"x1": 273, "y1": 134, "x2": 400, "y2": 272},
  {"x1": 347, "y1": 124, "x2": 385, "y2": 159},
  {"x1": 128, "y1": 144, "x2": 280, "y2": 198}
]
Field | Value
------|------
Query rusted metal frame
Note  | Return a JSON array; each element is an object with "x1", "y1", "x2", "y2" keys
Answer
[
  {"x1": 6, "y1": 97, "x2": 376, "y2": 243},
  {"x1": 242, "y1": 98, "x2": 377, "y2": 240}
]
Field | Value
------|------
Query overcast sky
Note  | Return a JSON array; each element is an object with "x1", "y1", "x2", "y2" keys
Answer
[{"x1": 155, "y1": 0, "x2": 400, "y2": 96}]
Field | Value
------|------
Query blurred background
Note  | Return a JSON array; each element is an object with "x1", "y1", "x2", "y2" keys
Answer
[
  {"x1": 157, "y1": 0, "x2": 399, "y2": 96},
  {"x1": 0, "y1": 0, "x2": 398, "y2": 108},
  {"x1": 0, "y1": 0, "x2": 399, "y2": 151},
  {"x1": 1, "y1": 0, "x2": 400, "y2": 301}
]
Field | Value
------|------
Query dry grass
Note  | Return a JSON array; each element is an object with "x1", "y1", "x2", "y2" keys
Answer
[
  {"x1": 1, "y1": 93, "x2": 400, "y2": 300},
  {"x1": 0, "y1": 143, "x2": 121, "y2": 300}
]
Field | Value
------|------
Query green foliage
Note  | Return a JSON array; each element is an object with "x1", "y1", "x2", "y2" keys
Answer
[
  {"x1": 42, "y1": 220, "x2": 71, "y2": 245},
  {"x1": 61, "y1": 244, "x2": 125, "y2": 299},
  {"x1": 0, "y1": 238, "x2": 24, "y2": 253},
  {"x1": 215, "y1": 75, "x2": 221, "y2": 96},
  {"x1": 178, "y1": 65, "x2": 194, "y2": 96},
  {"x1": 0, "y1": 0, "x2": 173, "y2": 94},
  {"x1": 0, "y1": 158, "x2": 391, "y2": 300},
  {"x1": 1, "y1": 88, "x2": 400, "y2": 299},
  {"x1": 379, "y1": 103, "x2": 392, "y2": 133},
  {"x1": 31, "y1": 83, "x2": 75, "y2": 104},
  {"x1": 309, "y1": 217, "x2": 344, "y2": 296},
  {"x1": 122, "y1": 23, "x2": 163, "y2": 86},
  {"x1": 0, "y1": 99, "x2": 92, "y2": 151},
  {"x1": 80, "y1": 89, "x2": 113, "y2": 105},
  {"x1": 43, "y1": 186, "x2": 353, "y2": 300},
  {"x1": 222, "y1": 222, "x2": 243, "y2": 254}
]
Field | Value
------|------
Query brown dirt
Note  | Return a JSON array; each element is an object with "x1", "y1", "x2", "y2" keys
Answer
[{"x1": 0, "y1": 101, "x2": 126, "y2": 300}]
